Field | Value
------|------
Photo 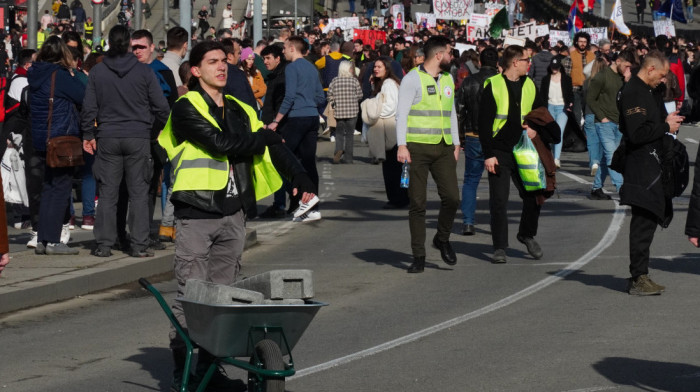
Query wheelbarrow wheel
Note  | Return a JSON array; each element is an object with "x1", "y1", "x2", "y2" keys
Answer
[{"x1": 248, "y1": 339, "x2": 285, "y2": 392}]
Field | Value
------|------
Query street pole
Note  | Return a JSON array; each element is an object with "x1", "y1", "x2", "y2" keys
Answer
[
  {"x1": 179, "y1": 0, "x2": 191, "y2": 57},
  {"x1": 600, "y1": 0, "x2": 606, "y2": 18},
  {"x1": 134, "y1": 0, "x2": 142, "y2": 30},
  {"x1": 254, "y1": 0, "x2": 262, "y2": 44},
  {"x1": 294, "y1": 0, "x2": 298, "y2": 34},
  {"x1": 27, "y1": 0, "x2": 37, "y2": 49},
  {"x1": 164, "y1": 0, "x2": 169, "y2": 31},
  {"x1": 94, "y1": 2, "x2": 103, "y2": 47}
]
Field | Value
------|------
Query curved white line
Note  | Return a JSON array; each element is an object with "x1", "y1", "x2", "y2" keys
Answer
[{"x1": 290, "y1": 199, "x2": 627, "y2": 381}]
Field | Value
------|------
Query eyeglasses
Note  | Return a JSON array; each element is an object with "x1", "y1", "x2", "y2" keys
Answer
[{"x1": 131, "y1": 44, "x2": 148, "y2": 51}]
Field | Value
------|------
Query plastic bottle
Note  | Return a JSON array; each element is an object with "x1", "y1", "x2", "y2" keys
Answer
[{"x1": 400, "y1": 161, "x2": 410, "y2": 188}]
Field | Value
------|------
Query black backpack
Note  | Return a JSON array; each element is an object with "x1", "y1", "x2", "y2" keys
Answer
[{"x1": 662, "y1": 137, "x2": 690, "y2": 198}]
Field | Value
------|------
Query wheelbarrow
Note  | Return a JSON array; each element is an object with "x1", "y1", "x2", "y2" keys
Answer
[{"x1": 139, "y1": 278, "x2": 327, "y2": 392}]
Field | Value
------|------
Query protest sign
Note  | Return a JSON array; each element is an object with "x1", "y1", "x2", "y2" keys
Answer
[
  {"x1": 581, "y1": 27, "x2": 607, "y2": 45},
  {"x1": 433, "y1": 0, "x2": 474, "y2": 20},
  {"x1": 322, "y1": 17, "x2": 360, "y2": 34},
  {"x1": 549, "y1": 30, "x2": 572, "y2": 46},
  {"x1": 470, "y1": 13, "x2": 490, "y2": 26},
  {"x1": 353, "y1": 29, "x2": 388, "y2": 49},
  {"x1": 503, "y1": 36, "x2": 526, "y2": 47},
  {"x1": 485, "y1": 2, "x2": 504, "y2": 17},
  {"x1": 466, "y1": 23, "x2": 490, "y2": 41},
  {"x1": 455, "y1": 42, "x2": 477, "y2": 54},
  {"x1": 535, "y1": 24, "x2": 550, "y2": 38},
  {"x1": 415, "y1": 12, "x2": 437, "y2": 29},
  {"x1": 653, "y1": 19, "x2": 675, "y2": 37}
]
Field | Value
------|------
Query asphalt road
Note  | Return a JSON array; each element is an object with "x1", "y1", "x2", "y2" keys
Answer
[{"x1": 1, "y1": 129, "x2": 700, "y2": 392}]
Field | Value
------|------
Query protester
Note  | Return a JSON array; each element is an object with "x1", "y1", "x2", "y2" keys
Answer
[
  {"x1": 239, "y1": 46, "x2": 266, "y2": 108},
  {"x1": 541, "y1": 57, "x2": 573, "y2": 168},
  {"x1": 327, "y1": 61, "x2": 362, "y2": 164}
]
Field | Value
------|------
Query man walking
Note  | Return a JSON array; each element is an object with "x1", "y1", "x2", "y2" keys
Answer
[
  {"x1": 619, "y1": 51, "x2": 683, "y2": 295},
  {"x1": 81, "y1": 26, "x2": 170, "y2": 257},
  {"x1": 396, "y1": 35, "x2": 460, "y2": 273},
  {"x1": 267, "y1": 36, "x2": 326, "y2": 222},
  {"x1": 478, "y1": 45, "x2": 549, "y2": 264},
  {"x1": 158, "y1": 41, "x2": 315, "y2": 390},
  {"x1": 568, "y1": 32, "x2": 595, "y2": 127}
]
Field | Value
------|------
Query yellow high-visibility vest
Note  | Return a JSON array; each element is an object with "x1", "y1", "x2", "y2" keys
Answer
[
  {"x1": 158, "y1": 91, "x2": 282, "y2": 200},
  {"x1": 406, "y1": 68, "x2": 454, "y2": 144},
  {"x1": 484, "y1": 73, "x2": 536, "y2": 137}
]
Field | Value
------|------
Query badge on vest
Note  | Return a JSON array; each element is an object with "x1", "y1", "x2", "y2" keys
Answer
[
  {"x1": 444, "y1": 86, "x2": 453, "y2": 98},
  {"x1": 427, "y1": 85, "x2": 437, "y2": 95}
]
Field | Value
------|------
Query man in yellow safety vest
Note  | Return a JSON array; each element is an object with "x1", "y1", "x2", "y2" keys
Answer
[
  {"x1": 478, "y1": 44, "x2": 549, "y2": 264},
  {"x1": 396, "y1": 35, "x2": 461, "y2": 273},
  {"x1": 157, "y1": 40, "x2": 315, "y2": 391}
]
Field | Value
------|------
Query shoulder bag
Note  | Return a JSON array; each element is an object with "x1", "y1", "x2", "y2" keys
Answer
[{"x1": 46, "y1": 70, "x2": 84, "y2": 168}]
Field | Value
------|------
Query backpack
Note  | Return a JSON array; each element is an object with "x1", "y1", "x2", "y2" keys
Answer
[
  {"x1": 0, "y1": 76, "x2": 16, "y2": 123},
  {"x1": 664, "y1": 137, "x2": 690, "y2": 198}
]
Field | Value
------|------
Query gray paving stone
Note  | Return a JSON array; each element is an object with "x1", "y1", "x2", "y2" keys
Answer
[
  {"x1": 262, "y1": 299, "x2": 306, "y2": 305},
  {"x1": 233, "y1": 269, "x2": 313, "y2": 300},
  {"x1": 184, "y1": 279, "x2": 264, "y2": 305}
]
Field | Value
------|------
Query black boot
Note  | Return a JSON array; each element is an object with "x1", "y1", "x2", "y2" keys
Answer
[
  {"x1": 171, "y1": 348, "x2": 189, "y2": 392},
  {"x1": 407, "y1": 256, "x2": 425, "y2": 273}
]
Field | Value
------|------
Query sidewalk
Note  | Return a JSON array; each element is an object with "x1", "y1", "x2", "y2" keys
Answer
[{"x1": 0, "y1": 222, "x2": 258, "y2": 315}]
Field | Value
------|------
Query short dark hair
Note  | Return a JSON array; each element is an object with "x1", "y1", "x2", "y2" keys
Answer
[
  {"x1": 423, "y1": 35, "x2": 450, "y2": 59},
  {"x1": 573, "y1": 32, "x2": 591, "y2": 49},
  {"x1": 106, "y1": 25, "x2": 130, "y2": 57},
  {"x1": 261, "y1": 44, "x2": 283, "y2": 59},
  {"x1": 220, "y1": 37, "x2": 235, "y2": 55},
  {"x1": 166, "y1": 26, "x2": 188, "y2": 50},
  {"x1": 287, "y1": 36, "x2": 308, "y2": 54},
  {"x1": 17, "y1": 49, "x2": 35, "y2": 67},
  {"x1": 132, "y1": 29, "x2": 153, "y2": 45},
  {"x1": 502, "y1": 45, "x2": 525, "y2": 70},
  {"x1": 480, "y1": 47, "x2": 499, "y2": 68},
  {"x1": 188, "y1": 41, "x2": 226, "y2": 90}
]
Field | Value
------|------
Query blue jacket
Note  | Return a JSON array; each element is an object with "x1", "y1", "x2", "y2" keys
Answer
[{"x1": 28, "y1": 62, "x2": 85, "y2": 152}]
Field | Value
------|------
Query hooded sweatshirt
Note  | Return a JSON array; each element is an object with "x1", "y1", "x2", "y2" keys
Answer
[{"x1": 81, "y1": 53, "x2": 170, "y2": 140}]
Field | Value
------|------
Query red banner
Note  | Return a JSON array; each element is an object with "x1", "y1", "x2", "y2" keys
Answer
[{"x1": 352, "y1": 29, "x2": 387, "y2": 49}]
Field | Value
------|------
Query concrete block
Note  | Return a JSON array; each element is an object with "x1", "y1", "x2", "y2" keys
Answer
[
  {"x1": 184, "y1": 279, "x2": 264, "y2": 305},
  {"x1": 233, "y1": 270, "x2": 313, "y2": 300},
  {"x1": 263, "y1": 299, "x2": 306, "y2": 305}
]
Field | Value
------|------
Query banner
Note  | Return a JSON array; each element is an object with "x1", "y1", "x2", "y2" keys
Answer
[
  {"x1": 581, "y1": 27, "x2": 607, "y2": 45},
  {"x1": 466, "y1": 23, "x2": 491, "y2": 41},
  {"x1": 470, "y1": 13, "x2": 490, "y2": 26},
  {"x1": 549, "y1": 30, "x2": 572, "y2": 46},
  {"x1": 353, "y1": 29, "x2": 388, "y2": 49},
  {"x1": 433, "y1": 0, "x2": 475, "y2": 20},
  {"x1": 466, "y1": 21, "x2": 538, "y2": 41},
  {"x1": 322, "y1": 17, "x2": 360, "y2": 33},
  {"x1": 415, "y1": 12, "x2": 437, "y2": 29},
  {"x1": 503, "y1": 36, "x2": 526, "y2": 47},
  {"x1": 455, "y1": 42, "x2": 477, "y2": 54},
  {"x1": 653, "y1": 19, "x2": 676, "y2": 37},
  {"x1": 535, "y1": 24, "x2": 550, "y2": 38}
]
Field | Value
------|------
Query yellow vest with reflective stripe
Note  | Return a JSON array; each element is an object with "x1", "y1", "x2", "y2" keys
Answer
[
  {"x1": 406, "y1": 68, "x2": 454, "y2": 144},
  {"x1": 158, "y1": 91, "x2": 282, "y2": 200},
  {"x1": 484, "y1": 74, "x2": 536, "y2": 137},
  {"x1": 37, "y1": 31, "x2": 46, "y2": 49}
]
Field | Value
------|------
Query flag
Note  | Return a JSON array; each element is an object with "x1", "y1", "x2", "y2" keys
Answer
[
  {"x1": 567, "y1": 0, "x2": 584, "y2": 36},
  {"x1": 584, "y1": 0, "x2": 596, "y2": 12},
  {"x1": 488, "y1": 7, "x2": 510, "y2": 38},
  {"x1": 659, "y1": 0, "x2": 688, "y2": 23},
  {"x1": 610, "y1": 0, "x2": 631, "y2": 35}
]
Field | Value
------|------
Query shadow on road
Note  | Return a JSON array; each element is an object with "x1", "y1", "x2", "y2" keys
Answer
[
  {"x1": 650, "y1": 254, "x2": 700, "y2": 275},
  {"x1": 552, "y1": 270, "x2": 629, "y2": 293},
  {"x1": 593, "y1": 357, "x2": 700, "y2": 391},
  {"x1": 353, "y1": 248, "x2": 454, "y2": 272}
]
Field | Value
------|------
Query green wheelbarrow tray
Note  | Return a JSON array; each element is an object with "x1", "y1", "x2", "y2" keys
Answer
[{"x1": 138, "y1": 278, "x2": 327, "y2": 392}]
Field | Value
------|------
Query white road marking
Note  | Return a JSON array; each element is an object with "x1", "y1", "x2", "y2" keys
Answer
[
  {"x1": 561, "y1": 387, "x2": 619, "y2": 392},
  {"x1": 558, "y1": 170, "x2": 592, "y2": 185},
  {"x1": 685, "y1": 138, "x2": 699, "y2": 144},
  {"x1": 289, "y1": 198, "x2": 628, "y2": 380}
]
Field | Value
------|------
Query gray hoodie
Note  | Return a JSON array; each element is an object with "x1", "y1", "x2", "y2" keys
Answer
[
  {"x1": 528, "y1": 50, "x2": 554, "y2": 91},
  {"x1": 81, "y1": 53, "x2": 170, "y2": 140}
]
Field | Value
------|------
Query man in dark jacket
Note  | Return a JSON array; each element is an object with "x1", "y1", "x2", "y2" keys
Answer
[
  {"x1": 528, "y1": 40, "x2": 553, "y2": 90},
  {"x1": 455, "y1": 47, "x2": 498, "y2": 236},
  {"x1": 81, "y1": 25, "x2": 170, "y2": 258},
  {"x1": 158, "y1": 41, "x2": 315, "y2": 391},
  {"x1": 619, "y1": 50, "x2": 683, "y2": 295},
  {"x1": 221, "y1": 38, "x2": 257, "y2": 108}
]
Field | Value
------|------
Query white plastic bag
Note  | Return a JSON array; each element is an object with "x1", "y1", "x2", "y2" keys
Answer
[{"x1": 1, "y1": 147, "x2": 28, "y2": 206}]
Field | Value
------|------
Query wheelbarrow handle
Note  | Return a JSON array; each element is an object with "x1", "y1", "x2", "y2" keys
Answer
[{"x1": 138, "y1": 278, "x2": 152, "y2": 290}]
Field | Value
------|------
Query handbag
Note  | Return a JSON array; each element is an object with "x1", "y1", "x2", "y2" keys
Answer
[
  {"x1": 322, "y1": 101, "x2": 337, "y2": 128},
  {"x1": 360, "y1": 92, "x2": 384, "y2": 126},
  {"x1": 46, "y1": 71, "x2": 84, "y2": 168}
]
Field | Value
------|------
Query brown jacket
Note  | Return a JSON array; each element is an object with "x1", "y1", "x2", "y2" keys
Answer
[{"x1": 570, "y1": 49, "x2": 595, "y2": 87}]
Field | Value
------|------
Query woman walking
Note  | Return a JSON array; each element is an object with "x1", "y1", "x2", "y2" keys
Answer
[
  {"x1": 540, "y1": 57, "x2": 573, "y2": 168},
  {"x1": 327, "y1": 61, "x2": 362, "y2": 164}
]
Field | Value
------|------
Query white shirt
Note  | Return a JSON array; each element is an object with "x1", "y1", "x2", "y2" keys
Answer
[
  {"x1": 161, "y1": 51, "x2": 183, "y2": 86},
  {"x1": 8, "y1": 74, "x2": 27, "y2": 102}
]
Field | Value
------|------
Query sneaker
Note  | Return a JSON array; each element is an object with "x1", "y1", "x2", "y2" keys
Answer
[
  {"x1": 46, "y1": 242, "x2": 79, "y2": 255},
  {"x1": 69, "y1": 215, "x2": 75, "y2": 230},
  {"x1": 149, "y1": 238, "x2": 166, "y2": 250},
  {"x1": 60, "y1": 224, "x2": 71, "y2": 244},
  {"x1": 330, "y1": 136, "x2": 336, "y2": 143},
  {"x1": 492, "y1": 249, "x2": 507, "y2": 264},
  {"x1": 27, "y1": 231, "x2": 38, "y2": 248},
  {"x1": 81, "y1": 215, "x2": 95, "y2": 230},
  {"x1": 259, "y1": 204, "x2": 286, "y2": 219},
  {"x1": 129, "y1": 248, "x2": 155, "y2": 258},
  {"x1": 590, "y1": 163, "x2": 599, "y2": 177},
  {"x1": 93, "y1": 247, "x2": 112, "y2": 257},
  {"x1": 554, "y1": 159, "x2": 561, "y2": 168},
  {"x1": 353, "y1": 130, "x2": 361, "y2": 136},
  {"x1": 590, "y1": 188, "x2": 612, "y2": 200},
  {"x1": 322, "y1": 126, "x2": 330, "y2": 135},
  {"x1": 462, "y1": 224, "x2": 475, "y2": 236},
  {"x1": 13, "y1": 221, "x2": 30, "y2": 229},
  {"x1": 628, "y1": 274, "x2": 663, "y2": 296},
  {"x1": 333, "y1": 150, "x2": 344, "y2": 164},
  {"x1": 292, "y1": 195, "x2": 320, "y2": 218},
  {"x1": 517, "y1": 234, "x2": 543, "y2": 259},
  {"x1": 293, "y1": 210, "x2": 322, "y2": 222},
  {"x1": 35, "y1": 242, "x2": 46, "y2": 255}
]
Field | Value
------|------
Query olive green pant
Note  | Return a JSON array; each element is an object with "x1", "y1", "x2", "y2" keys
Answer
[{"x1": 407, "y1": 141, "x2": 459, "y2": 258}]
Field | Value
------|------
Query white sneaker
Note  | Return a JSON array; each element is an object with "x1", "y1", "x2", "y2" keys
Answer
[
  {"x1": 554, "y1": 159, "x2": 561, "y2": 168},
  {"x1": 353, "y1": 130, "x2": 361, "y2": 136},
  {"x1": 27, "y1": 231, "x2": 38, "y2": 248},
  {"x1": 322, "y1": 127, "x2": 331, "y2": 135},
  {"x1": 60, "y1": 224, "x2": 71, "y2": 244},
  {"x1": 319, "y1": 115, "x2": 326, "y2": 124},
  {"x1": 330, "y1": 136, "x2": 336, "y2": 143},
  {"x1": 292, "y1": 195, "x2": 320, "y2": 218},
  {"x1": 293, "y1": 210, "x2": 322, "y2": 222},
  {"x1": 591, "y1": 163, "x2": 599, "y2": 176}
]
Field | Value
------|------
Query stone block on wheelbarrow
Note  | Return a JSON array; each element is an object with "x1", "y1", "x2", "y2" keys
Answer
[
  {"x1": 184, "y1": 279, "x2": 264, "y2": 305},
  {"x1": 233, "y1": 270, "x2": 313, "y2": 300}
]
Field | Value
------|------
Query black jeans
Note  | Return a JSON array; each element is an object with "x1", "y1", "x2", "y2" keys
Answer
[
  {"x1": 629, "y1": 205, "x2": 658, "y2": 278},
  {"x1": 279, "y1": 116, "x2": 320, "y2": 197},
  {"x1": 382, "y1": 145, "x2": 409, "y2": 207},
  {"x1": 487, "y1": 149, "x2": 541, "y2": 250},
  {"x1": 37, "y1": 156, "x2": 73, "y2": 244}
]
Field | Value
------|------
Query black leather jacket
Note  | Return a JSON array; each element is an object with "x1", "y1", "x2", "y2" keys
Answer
[
  {"x1": 455, "y1": 65, "x2": 499, "y2": 140},
  {"x1": 169, "y1": 86, "x2": 305, "y2": 218}
]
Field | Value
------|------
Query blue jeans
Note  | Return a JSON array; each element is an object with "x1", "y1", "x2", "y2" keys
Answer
[
  {"x1": 460, "y1": 137, "x2": 485, "y2": 225},
  {"x1": 548, "y1": 104, "x2": 568, "y2": 160},
  {"x1": 688, "y1": 5, "x2": 694, "y2": 20},
  {"x1": 366, "y1": 7, "x2": 375, "y2": 18},
  {"x1": 593, "y1": 121, "x2": 623, "y2": 191},
  {"x1": 584, "y1": 113, "x2": 602, "y2": 169}
]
